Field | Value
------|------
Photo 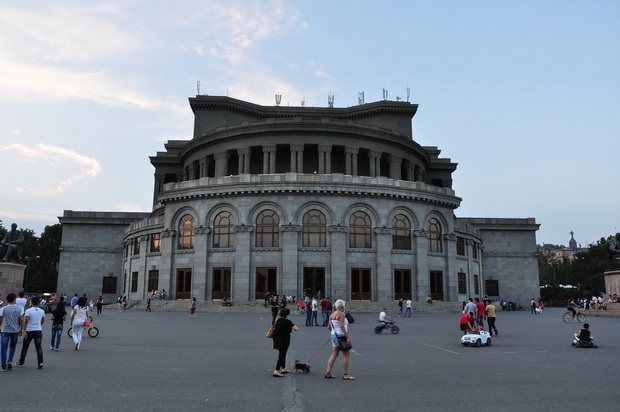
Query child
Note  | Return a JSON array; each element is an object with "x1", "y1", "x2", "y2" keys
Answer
[{"x1": 574, "y1": 323, "x2": 593, "y2": 343}]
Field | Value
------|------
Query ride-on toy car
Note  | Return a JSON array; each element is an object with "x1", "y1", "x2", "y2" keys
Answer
[
  {"x1": 374, "y1": 320, "x2": 399, "y2": 334},
  {"x1": 572, "y1": 337, "x2": 597, "y2": 348},
  {"x1": 461, "y1": 330, "x2": 492, "y2": 346}
]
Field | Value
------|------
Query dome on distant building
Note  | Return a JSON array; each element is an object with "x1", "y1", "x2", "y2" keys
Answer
[{"x1": 569, "y1": 231, "x2": 577, "y2": 251}]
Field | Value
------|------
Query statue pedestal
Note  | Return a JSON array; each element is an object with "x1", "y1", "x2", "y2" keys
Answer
[
  {"x1": 0, "y1": 262, "x2": 26, "y2": 296},
  {"x1": 604, "y1": 270, "x2": 620, "y2": 296}
]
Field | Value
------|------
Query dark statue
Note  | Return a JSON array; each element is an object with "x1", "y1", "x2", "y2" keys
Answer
[
  {"x1": 1, "y1": 223, "x2": 24, "y2": 263},
  {"x1": 608, "y1": 233, "x2": 620, "y2": 268}
]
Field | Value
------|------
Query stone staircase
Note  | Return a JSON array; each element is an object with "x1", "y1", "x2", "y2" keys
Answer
[
  {"x1": 589, "y1": 302, "x2": 620, "y2": 318},
  {"x1": 128, "y1": 299, "x2": 462, "y2": 314}
]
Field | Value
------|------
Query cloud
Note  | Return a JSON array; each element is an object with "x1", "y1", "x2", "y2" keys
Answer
[
  {"x1": 115, "y1": 201, "x2": 147, "y2": 213},
  {"x1": 1, "y1": 143, "x2": 102, "y2": 195}
]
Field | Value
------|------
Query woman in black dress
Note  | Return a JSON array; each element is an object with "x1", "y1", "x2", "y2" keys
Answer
[
  {"x1": 270, "y1": 294, "x2": 279, "y2": 325},
  {"x1": 272, "y1": 308, "x2": 298, "y2": 377}
]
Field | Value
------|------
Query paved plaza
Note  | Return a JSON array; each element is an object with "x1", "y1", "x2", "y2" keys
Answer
[{"x1": 1, "y1": 306, "x2": 618, "y2": 411}]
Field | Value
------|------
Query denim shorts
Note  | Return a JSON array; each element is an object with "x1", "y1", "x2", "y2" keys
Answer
[{"x1": 330, "y1": 334, "x2": 340, "y2": 347}]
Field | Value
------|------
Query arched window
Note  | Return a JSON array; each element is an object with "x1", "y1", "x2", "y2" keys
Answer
[
  {"x1": 178, "y1": 214, "x2": 195, "y2": 249},
  {"x1": 302, "y1": 209, "x2": 326, "y2": 247},
  {"x1": 428, "y1": 218, "x2": 442, "y2": 253},
  {"x1": 349, "y1": 211, "x2": 372, "y2": 248},
  {"x1": 213, "y1": 211, "x2": 234, "y2": 248},
  {"x1": 392, "y1": 214, "x2": 411, "y2": 250},
  {"x1": 256, "y1": 210, "x2": 279, "y2": 247}
]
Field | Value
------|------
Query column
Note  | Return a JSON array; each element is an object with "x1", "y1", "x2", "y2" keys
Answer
[
  {"x1": 328, "y1": 224, "x2": 348, "y2": 299},
  {"x1": 388, "y1": 155, "x2": 402, "y2": 180},
  {"x1": 213, "y1": 152, "x2": 229, "y2": 177},
  {"x1": 369, "y1": 150, "x2": 381, "y2": 177},
  {"x1": 237, "y1": 148, "x2": 251, "y2": 174},
  {"x1": 318, "y1": 145, "x2": 332, "y2": 174},
  {"x1": 345, "y1": 147, "x2": 359, "y2": 176},
  {"x1": 281, "y1": 224, "x2": 300, "y2": 296},
  {"x1": 290, "y1": 144, "x2": 304, "y2": 173},
  {"x1": 375, "y1": 226, "x2": 392, "y2": 302},
  {"x1": 413, "y1": 230, "x2": 429, "y2": 302},
  {"x1": 262, "y1": 145, "x2": 276, "y2": 174},
  {"x1": 444, "y1": 233, "x2": 458, "y2": 302},
  {"x1": 234, "y1": 224, "x2": 253, "y2": 302}
]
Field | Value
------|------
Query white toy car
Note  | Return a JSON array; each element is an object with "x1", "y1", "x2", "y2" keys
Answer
[{"x1": 461, "y1": 330, "x2": 492, "y2": 347}]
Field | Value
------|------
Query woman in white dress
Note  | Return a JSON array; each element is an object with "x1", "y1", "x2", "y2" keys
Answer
[{"x1": 70, "y1": 297, "x2": 90, "y2": 350}]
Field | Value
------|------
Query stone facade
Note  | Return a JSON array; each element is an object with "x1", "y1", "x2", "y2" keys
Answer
[{"x1": 57, "y1": 96, "x2": 540, "y2": 306}]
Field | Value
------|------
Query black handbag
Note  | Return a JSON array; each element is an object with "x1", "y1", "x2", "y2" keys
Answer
[{"x1": 332, "y1": 319, "x2": 352, "y2": 351}]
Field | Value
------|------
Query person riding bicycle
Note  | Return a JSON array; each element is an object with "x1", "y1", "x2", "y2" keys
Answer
[
  {"x1": 574, "y1": 323, "x2": 593, "y2": 344},
  {"x1": 379, "y1": 308, "x2": 393, "y2": 329},
  {"x1": 567, "y1": 299, "x2": 578, "y2": 317}
]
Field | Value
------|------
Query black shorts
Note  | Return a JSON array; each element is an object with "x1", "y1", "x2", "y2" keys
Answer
[{"x1": 460, "y1": 323, "x2": 469, "y2": 331}]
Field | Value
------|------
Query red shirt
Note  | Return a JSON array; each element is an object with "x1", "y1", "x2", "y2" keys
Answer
[
  {"x1": 460, "y1": 313, "x2": 473, "y2": 325},
  {"x1": 476, "y1": 302, "x2": 485, "y2": 316}
]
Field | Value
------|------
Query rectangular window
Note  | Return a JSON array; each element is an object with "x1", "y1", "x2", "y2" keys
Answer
[
  {"x1": 150, "y1": 233, "x2": 161, "y2": 253},
  {"x1": 255, "y1": 267, "x2": 277, "y2": 300},
  {"x1": 131, "y1": 271, "x2": 138, "y2": 293},
  {"x1": 458, "y1": 272, "x2": 467, "y2": 295},
  {"x1": 472, "y1": 242, "x2": 478, "y2": 259},
  {"x1": 102, "y1": 276, "x2": 117, "y2": 294},
  {"x1": 473, "y1": 274, "x2": 480, "y2": 296},
  {"x1": 147, "y1": 270, "x2": 159, "y2": 292},
  {"x1": 456, "y1": 237, "x2": 466, "y2": 256},
  {"x1": 429, "y1": 271, "x2": 443, "y2": 301},
  {"x1": 394, "y1": 269, "x2": 411, "y2": 300},
  {"x1": 485, "y1": 279, "x2": 499, "y2": 296},
  {"x1": 351, "y1": 268, "x2": 371, "y2": 301},
  {"x1": 132, "y1": 239, "x2": 140, "y2": 255},
  {"x1": 212, "y1": 267, "x2": 231, "y2": 300}
]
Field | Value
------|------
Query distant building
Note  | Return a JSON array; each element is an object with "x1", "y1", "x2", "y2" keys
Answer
[
  {"x1": 555, "y1": 231, "x2": 580, "y2": 263},
  {"x1": 57, "y1": 96, "x2": 540, "y2": 305}
]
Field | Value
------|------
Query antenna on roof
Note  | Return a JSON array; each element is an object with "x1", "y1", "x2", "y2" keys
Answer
[
  {"x1": 406, "y1": 87, "x2": 410, "y2": 102},
  {"x1": 358, "y1": 92, "x2": 364, "y2": 105},
  {"x1": 382, "y1": 89, "x2": 388, "y2": 100},
  {"x1": 197, "y1": 80, "x2": 200, "y2": 95},
  {"x1": 328, "y1": 93, "x2": 334, "y2": 108},
  {"x1": 301, "y1": 99, "x2": 306, "y2": 107},
  {"x1": 275, "y1": 93, "x2": 282, "y2": 106}
]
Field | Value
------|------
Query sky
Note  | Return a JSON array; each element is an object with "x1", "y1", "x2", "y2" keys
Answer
[{"x1": 1, "y1": 1, "x2": 618, "y2": 247}]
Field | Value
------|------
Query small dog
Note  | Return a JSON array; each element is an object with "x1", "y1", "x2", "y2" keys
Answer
[{"x1": 294, "y1": 360, "x2": 310, "y2": 373}]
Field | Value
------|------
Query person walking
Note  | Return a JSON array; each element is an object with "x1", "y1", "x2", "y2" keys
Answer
[
  {"x1": 189, "y1": 297, "x2": 196, "y2": 318},
  {"x1": 305, "y1": 297, "x2": 312, "y2": 326},
  {"x1": 404, "y1": 298, "x2": 413, "y2": 318},
  {"x1": 485, "y1": 300, "x2": 498, "y2": 336},
  {"x1": 96, "y1": 296, "x2": 103, "y2": 315},
  {"x1": 325, "y1": 299, "x2": 355, "y2": 380},
  {"x1": 270, "y1": 294, "x2": 279, "y2": 326},
  {"x1": 146, "y1": 296, "x2": 152, "y2": 312},
  {"x1": 0, "y1": 293, "x2": 24, "y2": 371},
  {"x1": 271, "y1": 308, "x2": 298, "y2": 377},
  {"x1": 50, "y1": 299, "x2": 67, "y2": 351},
  {"x1": 530, "y1": 298, "x2": 537, "y2": 314},
  {"x1": 70, "y1": 297, "x2": 90, "y2": 350},
  {"x1": 17, "y1": 296, "x2": 45, "y2": 369},
  {"x1": 397, "y1": 298, "x2": 404, "y2": 317},
  {"x1": 311, "y1": 296, "x2": 319, "y2": 326}
]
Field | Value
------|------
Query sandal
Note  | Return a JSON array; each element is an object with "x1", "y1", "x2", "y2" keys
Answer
[
  {"x1": 324, "y1": 373, "x2": 337, "y2": 379},
  {"x1": 273, "y1": 371, "x2": 284, "y2": 377},
  {"x1": 342, "y1": 374, "x2": 356, "y2": 380}
]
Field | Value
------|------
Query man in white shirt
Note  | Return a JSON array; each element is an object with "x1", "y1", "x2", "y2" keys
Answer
[
  {"x1": 17, "y1": 296, "x2": 45, "y2": 369},
  {"x1": 15, "y1": 291, "x2": 27, "y2": 311},
  {"x1": 311, "y1": 297, "x2": 319, "y2": 326},
  {"x1": 404, "y1": 298, "x2": 413, "y2": 317}
]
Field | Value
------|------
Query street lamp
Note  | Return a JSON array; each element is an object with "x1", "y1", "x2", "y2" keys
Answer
[{"x1": 23, "y1": 256, "x2": 40, "y2": 292}]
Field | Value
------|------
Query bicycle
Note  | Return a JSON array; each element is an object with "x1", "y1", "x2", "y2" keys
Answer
[
  {"x1": 67, "y1": 319, "x2": 99, "y2": 338},
  {"x1": 562, "y1": 309, "x2": 585, "y2": 323},
  {"x1": 293, "y1": 306, "x2": 305, "y2": 316}
]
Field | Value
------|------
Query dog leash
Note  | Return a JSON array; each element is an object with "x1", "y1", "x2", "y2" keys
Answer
[{"x1": 306, "y1": 338, "x2": 332, "y2": 364}]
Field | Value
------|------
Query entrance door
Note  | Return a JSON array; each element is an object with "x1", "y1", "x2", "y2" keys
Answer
[
  {"x1": 351, "y1": 268, "x2": 371, "y2": 301},
  {"x1": 255, "y1": 267, "x2": 277, "y2": 300},
  {"x1": 394, "y1": 269, "x2": 411, "y2": 300},
  {"x1": 430, "y1": 270, "x2": 444, "y2": 301},
  {"x1": 212, "y1": 267, "x2": 231, "y2": 300},
  {"x1": 176, "y1": 268, "x2": 192, "y2": 300},
  {"x1": 303, "y1": 267, "x2": 325, "y2": 298}
]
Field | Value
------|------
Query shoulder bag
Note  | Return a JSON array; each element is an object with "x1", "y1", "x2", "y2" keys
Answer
[{"x1": 331, "y1": 319, "x2": 352, "y2": 351}]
